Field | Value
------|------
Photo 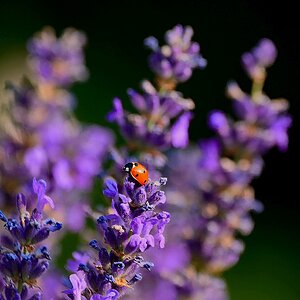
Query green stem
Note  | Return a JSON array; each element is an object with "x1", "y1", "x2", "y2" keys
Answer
[
  {"x1": 17, "y1": 280, "x2": 23, "y2": 294},
  {"x1": 251, "y1": 70, "x2": 266, "y2": 101},
  {"x1": 251, "y1": 80, "x2": 264, "y2": 99}
]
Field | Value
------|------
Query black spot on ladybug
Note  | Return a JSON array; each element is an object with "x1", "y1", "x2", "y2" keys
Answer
[
  {"x1": 143, "y1": 170, "x2": 146, "y2": 173},
  {"x1": 135, "y1": 174, "x2": 139, "y2": 177},
  {"x1": 144, "y1": 180, "x2": 147, "y2": 183},
  {"x1": 134, "y1": 163, "x2": 138, "y2": 166}
]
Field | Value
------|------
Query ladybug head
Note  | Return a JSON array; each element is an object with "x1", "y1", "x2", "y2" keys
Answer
[{"x1": 123, "y1": 162, "x2": 134, "y2": 173}]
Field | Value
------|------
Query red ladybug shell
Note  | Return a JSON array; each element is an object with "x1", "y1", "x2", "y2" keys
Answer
[{"x1": 124, "y1": 162, "x2": 149, "y2": 185}]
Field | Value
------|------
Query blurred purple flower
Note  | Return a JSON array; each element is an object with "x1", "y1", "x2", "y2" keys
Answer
[
  {"x1": 242, "y1": 38, "x2": 277, "y2": 80},
  {"x1": 145, "y1": 24, "x2": 207, "y2": 83},
  {"x1": 224, "y1": 82, "x2": 292, "y2": 154},
  {"x1": 0, "y1": 27, "x2": 114, "y2": 232},
  {"x1": 28, "y1": 27, "x2": 88, "y2": 86}
]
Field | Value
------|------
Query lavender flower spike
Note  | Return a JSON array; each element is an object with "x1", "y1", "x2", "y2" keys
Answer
[
  {"x1": 0, "y1": 178, "x2": 62, "y2": 299},
  {"x1": 0, "y1": 27, "x2": 114, "y2": 231},
  {"x1": 108, "y1": 81, "x2": 194, "y2": 160},
  {"x1": 130, "y1": 37, "x2": 290, "y2": 299},
  {"x1": 192, "y1": 39, "x2": 291, "y2": 272},
  {"x1": 28, "y1": 27, "x2": 88, "y2": 87},
  {"x1": 145, "y1": 24, "x2": 207, "y2": 83},
  {"x1": 189, "y1": 38, "x2": 290, "y2": 272},
  {"x1": 65, "y1": 174, "x2": 170, "y2": 299},
  {"x1": 108, "y1": 25, "x2": 203, "y2": 172}
]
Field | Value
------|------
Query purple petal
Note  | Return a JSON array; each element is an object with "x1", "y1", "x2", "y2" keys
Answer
[
  {"x1": 24, "y1": 146, "x2": 47, "y2": 177},
  {"x1": 199, "y1": 139, "x2": 221, "y2": 172},
  {"x1": 271, "y1": 115, "x2": 292, "y2": 151},
  {"x1": 145, "y1": 235, "x2": 155, "y2": 249},
  {"x1": 69, "y1": 271, "x2": 87, "y2": 296},
  {"x1": 139, "y1": 238, "x2": 149, "y2": 252},
  {"x1": 107, "y1": 97, "x2": 124, "y2": 124},
  {"x1": 53, "y1": 160, "x2": 74, "y2": 190},
  {"x1": 254, "y1": 38, "x2": 277, "y2": 67},
  {"x1": 155, "y1": 233, "x2": 165, "y2": 248},
  {"x1": 144, "y1": 36, "x2": 159, "y2": 51},
  {"x1": 171, "y1": 112, "x2": 192, "y2": 148},
  {"x1": 208, "y1": 110, "x2": 230, "y2": 136},
  {"x1": 128, "y1": 234, "x2": 141, "y2": 250},
  {"x1": 32, "y1": 178, "x2": 54, "y2": 211},
  {"x1": 103, "y1": 178, "x2": 118, "y2": 198}
]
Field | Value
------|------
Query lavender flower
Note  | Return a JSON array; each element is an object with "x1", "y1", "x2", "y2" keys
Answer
[
  {"x1": 0, "y1": 27, "x2": 113, "y2": 231},
  {"x1": 129, "y1": 38, "x2": 291, "y2": 299},
  {"x1": 0, "y1": 24, "x2": 291, "y2": 300},
  {"x1": 183, "y1": 43, "x2": 289, "y2": 273},
  {"x1": 65, "y1": 175, "x2": 170, "y2": 299},
  {"x1": 0, "y1": 85, "x2": 113, "y2": 231},
  {"x1": 108, "y1": 80, "x2": 194, "y2": 154},
  {"x1": 145, "y1": 24, "x2": 207, "y2": 84},
  {"x1": 107, "y1": 25, "x2": 206, "y2": 175},
  {"x1": 0, "y1": 178, "x2": 62, "y2": 299},
  {"x1": 185, "y1": 39, "x2": 291, "y2": 273},
  {"x1": 28, "y1": 27, "x2": 88, "y2": 87},
  {"x1": 223, "y1": 82, "x2": 291, "y2": 153},
  {"x1": 180, "y1": 40, "x2": 291, "y2": 272}
]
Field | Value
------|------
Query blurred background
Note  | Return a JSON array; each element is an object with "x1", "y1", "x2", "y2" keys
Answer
[{"x1": 0, "y1": 1, "x2": 299, "y2": 299}]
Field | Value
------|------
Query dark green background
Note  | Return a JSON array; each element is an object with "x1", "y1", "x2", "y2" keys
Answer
[{"x1": 0, "y1": 1, "x2": 299, "y2": 299}]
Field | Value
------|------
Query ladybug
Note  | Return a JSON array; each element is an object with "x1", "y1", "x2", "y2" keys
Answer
[{"x1": 123, "y1": 162, "x2": 149, "y2": 185}]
